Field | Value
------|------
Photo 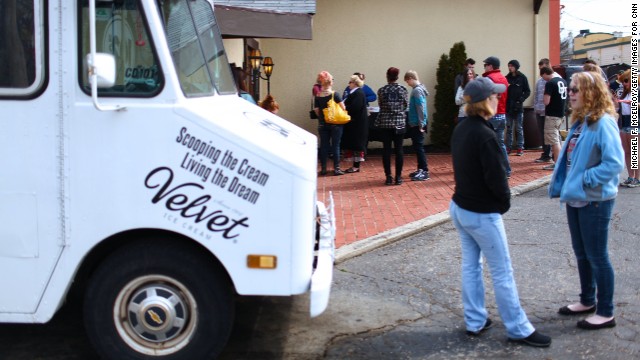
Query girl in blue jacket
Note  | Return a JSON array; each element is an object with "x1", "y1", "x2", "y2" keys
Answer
[{"x1": 549, "y1": 71, "x2": 624, "y2": 330}]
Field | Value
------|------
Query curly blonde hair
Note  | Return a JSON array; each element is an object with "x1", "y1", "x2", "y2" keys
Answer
[{"x1": 569, "y1": 71, "x2": 617, "y2": 125}]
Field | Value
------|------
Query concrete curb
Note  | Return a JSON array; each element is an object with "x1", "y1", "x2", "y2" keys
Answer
[{"x1": 335, "y1": 175, "x2": 552, "y2": 264}]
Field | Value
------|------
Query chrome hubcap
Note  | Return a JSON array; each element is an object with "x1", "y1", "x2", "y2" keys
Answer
[
  {"x1": 114, "y1": 275, "x2": 197, "y2": 356},
  {"x1": 128, "y1": 284, "x2": 188, "y2": 342}
]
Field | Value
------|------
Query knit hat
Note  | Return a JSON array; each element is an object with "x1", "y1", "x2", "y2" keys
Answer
[
  {"x1": 508, "y1": 59, "x2": 520, "y2": 70},
  {"x1": 463, "y1": 77, "x2": 506, "y2": 103},
  {"x1": 483, "y1": 56, "x2": 500, "y2": 69}
]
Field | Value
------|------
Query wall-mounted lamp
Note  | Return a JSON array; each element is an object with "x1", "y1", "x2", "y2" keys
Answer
[{"x1": 248, "y1": 49, "x2": 275, "y2": 101}]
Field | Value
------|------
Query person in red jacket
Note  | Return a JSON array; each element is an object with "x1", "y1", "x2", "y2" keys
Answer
[{"x1": 482, "y1": 56, "x2": 511, "y2": 177}]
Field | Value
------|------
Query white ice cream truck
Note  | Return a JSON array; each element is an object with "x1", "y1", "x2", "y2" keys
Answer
[{"x1": 0, "y1": 0, "x2": 335, "y2": 358}]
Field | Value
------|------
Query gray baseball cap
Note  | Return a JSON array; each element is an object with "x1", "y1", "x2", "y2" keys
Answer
[
  {"x1": 463, "y1": 77, "x2": 506, "y2": 103},
  {"x1": 483, "y1": 56, "x2": 500, "y2": 68}
]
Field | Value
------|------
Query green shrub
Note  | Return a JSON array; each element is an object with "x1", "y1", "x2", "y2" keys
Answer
[{"x1": 429, "y1": 42, "x2": 467, "y2": 151}]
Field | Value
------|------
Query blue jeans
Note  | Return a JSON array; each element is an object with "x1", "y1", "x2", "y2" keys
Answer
[
  {"x1": 318, "y1": 124, "x2": 343, "y2": 170},
  {"x1": 409, "y1": 126, "x2": 428, "y2": 172},
  {"x1": 450, "y1": 200, "x2": 535, "y2": 338},
  {"x1": 506, "y1": 112, "x2": 524, "y2": 150},
  {"x1": 489, "y1": 114, "x2": 511, "y2": 176},
  {"x1": 566, "y1": 200, "x2": 616, "y2": 317}
]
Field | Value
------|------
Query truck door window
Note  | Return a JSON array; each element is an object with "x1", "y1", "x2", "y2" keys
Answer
[
  {"x1": 0, "y1": 0, "x2": 45, "y2": 97},
  {"x1": 79, "y1": 0, "x2": 163, "y2": 96},
  {"x1": 160, "y1": 0, "x2": 236, "y2": 97}
]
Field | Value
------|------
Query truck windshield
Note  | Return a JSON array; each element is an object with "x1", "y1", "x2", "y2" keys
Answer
[{"x1": 160, "y1": 0, "x2": 236, "y2": 97}]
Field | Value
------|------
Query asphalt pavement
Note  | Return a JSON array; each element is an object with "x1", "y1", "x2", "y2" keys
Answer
[
  {"x1": 220, "y1": 179, "x2": 640, "y2": 359},
  {"x1": 1, "y1": 176, "x2": 638, "y2": 359}
]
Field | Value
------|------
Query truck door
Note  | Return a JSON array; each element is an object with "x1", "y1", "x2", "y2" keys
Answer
[{"x1": 0, "y1": 0, "x2": 65, "y2": 314}]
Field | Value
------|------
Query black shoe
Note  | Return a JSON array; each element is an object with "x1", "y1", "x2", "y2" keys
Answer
[
  {"x1": 508, "y1": 330, "x2": 552, "y2": 348},
  {"x1": 577, "y1": 318, "x2": 616, "y2": 330},
  {"x1": 411, "y1": 170, "x2": 430, "y2": 181},
  {"x1": 394, "y1": 177, "x2": 403, "y2": 185},
  {"x1": 535, "y1": 156, "x2": 552, "y2": 163},
  {"x1": 385, "y1": 176, "x2": 393, "y2": 185},
  {"x1": 466, "y1": 318, "x2": 493, "y2": 336},
  {"x1": 558, "y1": 305, "x2": 596, "y2": 315},
  {"x1": 318, "y1": 169, "x2": 328, "y2": 176}
]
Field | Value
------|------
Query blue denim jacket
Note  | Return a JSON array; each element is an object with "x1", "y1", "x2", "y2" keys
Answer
[{"x1": 548, "y1": 114, "x2": 624, "y2": 202}]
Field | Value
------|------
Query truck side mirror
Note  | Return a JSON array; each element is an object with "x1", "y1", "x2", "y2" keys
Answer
[{"x1": 86, "y1": 53, "x2": 116, "y2": 88}]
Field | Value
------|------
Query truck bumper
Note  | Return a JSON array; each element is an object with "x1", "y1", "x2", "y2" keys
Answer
[{"x1": 310, "y1": 193, "x2": 335, "y2": 317}]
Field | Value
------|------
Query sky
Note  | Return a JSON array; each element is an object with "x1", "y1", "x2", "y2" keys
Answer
[{"x1": 560, "y1": 0, "x2": 634, "y2": 38}]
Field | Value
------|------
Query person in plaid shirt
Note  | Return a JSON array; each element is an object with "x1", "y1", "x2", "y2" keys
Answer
[{"x1": 376, "y1": 67, "x2": 408, "y2": 185}]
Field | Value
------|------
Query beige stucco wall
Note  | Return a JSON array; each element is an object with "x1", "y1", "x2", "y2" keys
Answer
[
  {"x1": 223, "y1": 39, "x2": 245, "y2": 67},
  {"x1": 249, "y1": 0, "x2": 550, "y2": 143}
]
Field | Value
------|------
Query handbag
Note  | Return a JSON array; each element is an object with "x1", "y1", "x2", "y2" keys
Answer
[
  {"x1": 309, "y1": 95, "x2": 318, "y2": 119},
  {"x1": 323, "y1": 92, "x2": 351, "y2": 125}
]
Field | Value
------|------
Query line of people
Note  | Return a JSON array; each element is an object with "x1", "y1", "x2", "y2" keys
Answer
[
  {"x1": 313, "y1": 68, "x2": 430, "y2": 184},
  {"x1": 457, "y1": 56, "x2": 637, "y2": 189},
  {"x1": 454, "y1": 56, "x2": 534, "y2": 178}
]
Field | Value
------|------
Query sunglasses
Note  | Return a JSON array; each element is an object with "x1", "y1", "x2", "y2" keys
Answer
[
  {"x1": 623, "y1": 79, "x2": 630, "y2": 83},
  {"x1": 568, "y1": 87, "x2": 580, "y2": 94}
]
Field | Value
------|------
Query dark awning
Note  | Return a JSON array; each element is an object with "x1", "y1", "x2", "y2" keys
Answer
[{"x1": 215, "y1": 5, "x2": 313, "y2": 40}]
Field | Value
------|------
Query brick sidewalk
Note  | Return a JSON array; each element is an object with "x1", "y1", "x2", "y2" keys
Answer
[{"x1": 317, "y1": 150, "x2": 552, "y2": 248}]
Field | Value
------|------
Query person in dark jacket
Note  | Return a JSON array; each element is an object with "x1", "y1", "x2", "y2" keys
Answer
[
  {"x1": 342, "y1": 72, "x2": 377, "y2": 106},
  {"x1": 343, "y1": 75, "x2": 369, "y2": 173},
  {"x1": 449, "y1": 77, "x2": 551, "y2": 348},
  {"x1": 505, "y1": 60, "x2": 531, "y2": 156}
]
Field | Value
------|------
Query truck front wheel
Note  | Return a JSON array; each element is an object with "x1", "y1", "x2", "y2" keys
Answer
[{"x1": 84, "y1": 240, "x2": 234, "y2": 359}]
